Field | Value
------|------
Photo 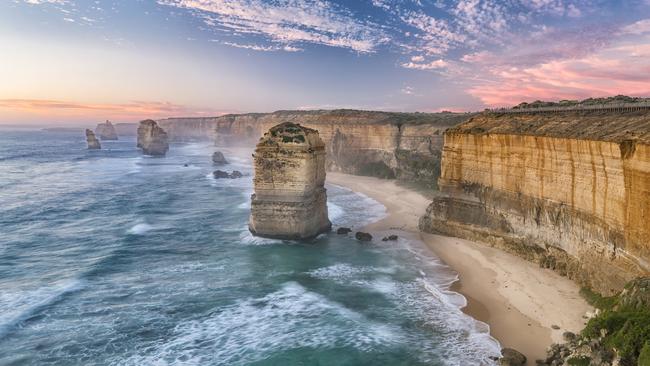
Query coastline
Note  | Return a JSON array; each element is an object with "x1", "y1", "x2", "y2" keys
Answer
[{"x1": 327, "y1": 172, "x2": 592, "y2": 365}]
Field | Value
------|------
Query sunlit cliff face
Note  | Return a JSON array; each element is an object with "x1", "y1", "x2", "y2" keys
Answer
[{"x1": 2, "y1": 0, "x2": 650, "y2": 124}]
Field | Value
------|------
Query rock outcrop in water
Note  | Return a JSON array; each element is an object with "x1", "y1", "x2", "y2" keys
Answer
[
  {"x1": 95, "y1": 120, "x2": 118, "y2": 140},
  {"x1": 419, "y1": 109, "x2": 650, "y2": 295},
  {"x1": 137, "y1": 120, "x2": 169, "y2": 156},
  {"x1": 85, "y1": 129, "x2": 101, "y2": 149},
  {"x1": 249, "y1": 122, "x2": 331, "y2": 240},
  {"x1": 158, "y1": 110, "x2": 472, "y2": 187},
  {"x1": 212, "y1": 151, "x2": 228, "y2": 165}
]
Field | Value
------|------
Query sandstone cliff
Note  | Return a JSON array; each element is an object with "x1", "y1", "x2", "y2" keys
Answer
[
  {"x1": 159, "y1": 110, "x2": 471, "y2": 186},
  {"x1": 249, "y1": 122, "x2": 331, "y2": 240},
  {"x1": 95, "y1": 120, "x2": 118, "y2": 140},
  {"x1": 419, "y1": 110, "x2": 650, "y2": 295},
  {"x1": 85, "y1": 129, "x2": 101, "y2": 149},
  {"x1": 137, "y1": 120, "x2": 169, "y2": 156}
]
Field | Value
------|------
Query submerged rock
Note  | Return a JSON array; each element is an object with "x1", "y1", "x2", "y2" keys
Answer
[
  {"x1": 95, "y1": 120, "x2": 118, "y2": 140},
  {"x1": 212, "y1": 151, "x2": 228, "y2": 165},
  {"x1": 137, "y1": 120, "x2": 169, "y2": 156},
  {"x1": 382, "y1": 234, "x2": 398, "y2": 241},
  {"x1": 85, "y1": 129, "x2": 101, "y2": 149},
  {"x1": 499, "y1": 348, "x2": 527, "y2": 366},
  {"x1": 336, "y1": 227, "x2": 352, "y2": 235},
  {"x1": 355, "y1": 232, "x2": 372, "y2": 242},
  {"x1": 213, "y1": 170, "x2": 243, "y2": 179},
  {"x1": 249, "y1": 122, "x2": 331, "y2": 240}
]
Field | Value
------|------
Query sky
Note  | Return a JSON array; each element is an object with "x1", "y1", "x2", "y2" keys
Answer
[{"x1": 1, "y1": 0, "x2": 650, "y2": 124}]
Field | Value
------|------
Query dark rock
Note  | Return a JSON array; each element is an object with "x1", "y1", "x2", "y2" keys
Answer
[
  {"x1": 183, "y1": 164, "x2": 189, "y2": 167},
  {"x1": 499, "y1": 348, "x2": 527, "y2": 366},
  {"x1": 551, "y1": 324, "x2": 561, "y2": 330},
  {"x1": 382, "y1": 234, "x2": 399, "y2": 241},
  {"x1": 563, "y1": 331, "x2": 577, "y2": 342},
  {"x1": 337, "y1": 227, "x2": 352, "y2": 235},
  {"x1": 213, "y1": 170, "x2": 244, "y2": 179},
  {"x1": 212, "y1": 151, "x2": 228, "y2": 165},
  {"x1": 355, "y1": 232, "x2": 372, "y2": 242}
]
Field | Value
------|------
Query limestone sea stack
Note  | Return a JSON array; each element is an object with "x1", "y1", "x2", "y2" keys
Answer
[
  {"x1": 249, "y1": 122, "x2": 331, "y2": 240},
  {"x1": 85, "y1": 129, "x2": 101, "y2": 149},
  {"x1": 95, "y1": 120, "x2": 118, "y2": 140},
  {"x1": 137, "y1": 120, "x2": 169, "y2": 156}
]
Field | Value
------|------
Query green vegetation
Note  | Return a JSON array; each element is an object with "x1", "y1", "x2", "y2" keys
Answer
[
  {"x1": 512, "y1": 95, "x2": 650, "y2": 110},
  {"x1": 579, "y1": 279, "x2": 650, "y2": 365},
  {"x1": 567, "y1": 356, "x2": 591, "y2": 366}
]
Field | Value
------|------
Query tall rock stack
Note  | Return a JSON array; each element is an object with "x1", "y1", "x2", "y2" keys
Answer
[
  {"x1": 85, "y1": 129, "x2": 101, "y2": 149},
  {"x1": 249, "y1": 122, "x2": 331, "y2": 240},
  {"x1": 95, "y1": 120, "x2": 118, "y2": 140},
  {"x1": 137, "y1": 120, "x2": 169, "y2": 156}
]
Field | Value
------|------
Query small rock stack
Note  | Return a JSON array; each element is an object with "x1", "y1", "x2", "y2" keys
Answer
[
  {"x1": 85, "y1": 129, "x2": 101, "y2": 150},
  {"x1": 95, "y1": 120, "x2": 118, "y2": 140},
  {"x1": 137, "y1": 120, "x2": 169, "y2": 156}
]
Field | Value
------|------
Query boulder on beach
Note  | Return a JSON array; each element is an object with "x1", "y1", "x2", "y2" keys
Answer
[
  {"x1": 137, "y1": 120, "x2": 169, "y2": 156},
  {"x1": 382, "y1": 234, "x2": 398, "y2": 241},
  {"x1": 212, "y1": 151, "x2": 228, "y2": 165},
  {"x1": 355, "y1": 232, "x2": 372, "y2": 242},
  {"x1": 499, "y1": 348, "x2": 526, "y2": 366},
  {"x1": 95, "y1": 120, "x2": 118, "y2": 140},
  {"x1": 337, "y1": 227, "x2": 352, "y2": 235},
  {"x1": 85, "y1": 129, "x2": 101, "y2": 150}
]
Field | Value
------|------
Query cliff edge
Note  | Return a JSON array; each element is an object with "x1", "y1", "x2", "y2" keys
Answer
[
  {"x1": 249, "y1": 122, "x2": 331, "y2": 240},
  {"x1": 419, "y1": 110, "x2": 650, "y2": 295}
]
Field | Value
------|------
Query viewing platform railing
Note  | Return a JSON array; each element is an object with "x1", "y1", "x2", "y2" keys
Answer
[{"x1": 487, "y1": 101, "x2": 650, "y2": 114}]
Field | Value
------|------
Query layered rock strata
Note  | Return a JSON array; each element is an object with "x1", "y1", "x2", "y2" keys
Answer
[
  {"x1": 419, "y1": 110, "x2": 650, "y2": 295},
  {"x1": 137, "y1": 120, "x2": 169, "y2": 156},
  {"x1": 85, "y1": 129, "x2": 101, "y2": 149},
  {"x1": 95, "y1": 120, "x2": 118, "y2": 140},
  {"x1": 249, "y1": 122, "x2": 331, "y2": 240},
  {"x1": 158, "y1": 110, "x2": 472, "y2": 187}
]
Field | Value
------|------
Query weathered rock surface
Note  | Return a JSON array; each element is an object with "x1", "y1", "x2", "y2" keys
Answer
[
  {"x1": 137, "y1": 120, "x2": 169, "y2": 156},
  {"x1": 85, "y1": 129, "x2": 101, "y2": 149},
  {"x1": 212, "y1": 151, "x2": 228, "y2": 165},
  {"x1": 499, "y1": 348, "x2": 527, "y2": 366},
  {"x1": 336, "y1": 227, "x2": 352, "y2": 235},
  {"x1": 382, "y1": 234, "x2": 398, "y2": 241},
  {"x1": 419, "y1": 110, "x2": 650, "y2": 295},
  {"x1": 355, "y1": 232, "x2": 372, "y2": 242},
  {"x1": 158, "y1": 110, "x2": 472, "y2": 187},
  {"x1": 95, "y1": 120, "x2": 118, "y2": 140},
  {"x1": 249, "y1": 122, "x2": 331, "y2": 240}
]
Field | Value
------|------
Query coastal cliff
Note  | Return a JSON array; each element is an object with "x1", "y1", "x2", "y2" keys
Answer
[
  {"x1": 249, "y1": 122, "x2": 331, "y2": 239},
  {"x1": 419, "y1": 110, "x2": 650, "y2": 295},
  {"x1": 159, "y1": 110, "x2": 471, "y2": 186},
  {"x1": 95, "y1": 120, "x2": 118, "y2": 140},
  {"x1": 137, "y1": 120, "x2": 169, "y2": 156}
]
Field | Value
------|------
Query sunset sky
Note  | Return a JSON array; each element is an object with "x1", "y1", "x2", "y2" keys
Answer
[{"x1": 2, "y1": 0, "x2": 650, "y2": 124}]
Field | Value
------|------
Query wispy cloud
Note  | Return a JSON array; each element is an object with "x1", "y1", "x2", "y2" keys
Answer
[{"x1": 157, "y1": 0, "x2": 386, "y2": 53}]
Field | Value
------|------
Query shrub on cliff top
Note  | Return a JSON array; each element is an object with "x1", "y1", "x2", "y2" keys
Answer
[{"x1": 638, "y1": 342, "x2": 650, "y2": 366}]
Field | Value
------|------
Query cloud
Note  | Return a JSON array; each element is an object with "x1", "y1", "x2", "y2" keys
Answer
[
  {"x1": 157, "y1": 0, "x2": 386, "y2": 53},
  {"x1": 0, "y1": 99, "x2": 231, "y2": 121},
  {"x1": 622, "y1": 19, "x2": 650, "y2": 35},
  {"x1": 401, "y1": 59, "x2": 448, "y2": 70}
]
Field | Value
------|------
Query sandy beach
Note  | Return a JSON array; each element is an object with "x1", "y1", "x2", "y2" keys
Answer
[{"x1": 327, "y1": 172, "x2": 592, "y2": 365}]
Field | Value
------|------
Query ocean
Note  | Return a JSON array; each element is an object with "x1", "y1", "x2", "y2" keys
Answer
[{"x1": 0, "y1": 129, "x2": 500, "y2": 365}]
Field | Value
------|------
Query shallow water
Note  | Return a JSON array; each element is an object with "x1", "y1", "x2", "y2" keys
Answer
[{"x1": 0, "y1": 129, "x2": 500, "y2": 365}]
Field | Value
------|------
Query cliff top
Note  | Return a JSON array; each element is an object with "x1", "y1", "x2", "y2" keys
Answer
[
  {"x1": 450, "y1": 109, "x2": 650, "y2": 144},
  {"x1": 259, "y1": 122, "x2": 324, "y2": 147}
]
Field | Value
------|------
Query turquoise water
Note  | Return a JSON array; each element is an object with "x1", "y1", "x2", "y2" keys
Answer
[{"x1": 0, "y1": 129, "x2": 499, "y2": 365}]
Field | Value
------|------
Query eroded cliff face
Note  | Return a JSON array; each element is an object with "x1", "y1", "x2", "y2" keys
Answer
[
  {"x1": 160, "y1": 110, "x2": 470, "y2": 186},
  {"x1": 249, "y1": 122, "x2": 331, "y2": 239},
  {"x1": 420, "y1": 111, "x2": 650, "y2": 295},
  {"x1": 95, "y1": 120, "x2": 118, "y2": 140},
  {"x1": 137, "y1": 120, "x2": 169, "y2": 156}
]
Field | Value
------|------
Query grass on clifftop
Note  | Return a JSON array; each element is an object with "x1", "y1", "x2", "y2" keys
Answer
[{"x1": 580, "y1": 282, "x2": 650, "y2": 366}]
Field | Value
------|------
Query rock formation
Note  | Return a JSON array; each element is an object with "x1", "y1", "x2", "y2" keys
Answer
[
  {"x1": 158, "y1": 110, "x2": 472, "y2": 187},
  {"x1": 419, "y1": 109, "x2": 650, "y2": 295},
  {"x1": 212, "y1": 151, "x2": 228, "y2": 165},
  {"x1": 249, "y1": 122, "x2": 331, "y2": 240},
  {"x1": 85, "y1": 129, "x2": 101, "y2": 149},
  {"x1": 95, "y1": 120, "x2": 118, "y2": 140},
  {"x1": 137, "y1": 120, "x2": 169, "y2": 156},
  {"x1": 213, "y1": 170, "x2": 243, "y2": 179}
]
